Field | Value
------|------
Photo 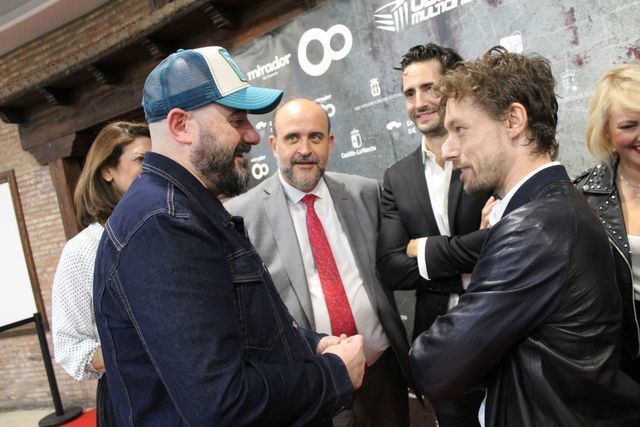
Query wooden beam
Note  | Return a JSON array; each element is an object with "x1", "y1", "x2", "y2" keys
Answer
[
  {"x1": 140, "y1": 37, "x2": 172, "y2": 59},
  {"x1": 49, "y1": 157, "x2": 81, "y2": 240},
  {"x1": 27, "y1": 133, "x2": 91, "y2": 165},
  {"x1": 36, "y1": 87, "x2": 71, "y2": 106},
  {"x1": 301, "y1": 0, "x2": 317, "y2": 8},
  {"x1": 86, "y1": 64, "x2": 118, "y2": 85},
  {"x1": 0, "y1": 108, "x2": 24, "y2": 124},
  {"x1": 201, "y1": 3, "x2": 236, "y2": 30},
  {"x1": 20, "y1": 78, "x2": 147, "y2": 154}
]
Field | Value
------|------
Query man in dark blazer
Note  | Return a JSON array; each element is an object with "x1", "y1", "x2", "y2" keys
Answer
[
  {"x1": 226, "y1": 98, "x2": 412, "y2": 426},
  {"x1": 410, "y1": 46, "x2": 640, "y2": 427},
  {"x1": 377, "y1": 44, "x2": 488, "y2": 426}
]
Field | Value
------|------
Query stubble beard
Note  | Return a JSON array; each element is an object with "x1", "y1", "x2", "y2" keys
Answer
[
  {"x1": 460, "y1": 148, "x2": 507, "y2": 196},
  {"x1": 419, "y1": 114, "x2": 447, "y2": 138},
  {"x1": 279, "y1": 153, "x2": 325, "y2": 193},
  {"x1": 191, "y1": 130, "x2": 251, "y2": 198}
]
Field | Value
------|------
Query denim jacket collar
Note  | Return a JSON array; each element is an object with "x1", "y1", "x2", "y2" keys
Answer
[{"x1": 142, "y1": 152, "x2": 236, "y2": 228}]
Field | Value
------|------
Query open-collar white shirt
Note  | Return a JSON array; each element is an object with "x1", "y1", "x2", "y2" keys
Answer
[{"x1": 278, "y1": 172, "x2": 389, "y2": 365}]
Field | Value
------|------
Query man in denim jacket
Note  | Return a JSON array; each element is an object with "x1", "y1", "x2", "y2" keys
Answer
[{"x1": 93, "y1": 46, "x2": 366, "y2": 426}]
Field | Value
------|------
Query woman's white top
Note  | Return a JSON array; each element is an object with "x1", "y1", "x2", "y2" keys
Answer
[
  {"x1": 628, "y1": 234, "x2": 640, "y2": 301},
  {"x1": 52, "y1": 223, "x2": 104, "y2": 380}
]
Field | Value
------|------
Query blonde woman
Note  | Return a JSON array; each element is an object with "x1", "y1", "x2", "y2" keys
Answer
[
  {"x1": 52, "y1": 122, "x2": 150, "y2": 425},
  {"x1": 574, "y1": 63, "x2": 640, "y2": 384}
]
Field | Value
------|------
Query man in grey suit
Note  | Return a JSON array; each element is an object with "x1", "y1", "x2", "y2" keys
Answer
[{"x1": 226, "y1": 98, "x2": 411, "y2": 426}]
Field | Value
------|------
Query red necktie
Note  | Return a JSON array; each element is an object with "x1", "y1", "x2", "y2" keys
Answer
[{"x1": 302, "y1": 194, "x2": 358, "y2": 337}]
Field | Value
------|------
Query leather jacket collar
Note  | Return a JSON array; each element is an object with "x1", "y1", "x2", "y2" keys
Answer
[{"x1": 574, "y1": 155, "x2": 631, "y2": 262}]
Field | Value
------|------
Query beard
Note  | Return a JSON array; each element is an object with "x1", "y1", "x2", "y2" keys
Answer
[
  {"x1": 413, "y1": 108, "x2": 446, "y2": 138},
  {"x1": 190, "y1": 130, "x2": 251, "y2": 197},
  {"x1": 456, "y1": 148, "x2": 507, "y2": 196},
  {"x1": 278, "y1": 152, "x2": 325, "y2": 193}
]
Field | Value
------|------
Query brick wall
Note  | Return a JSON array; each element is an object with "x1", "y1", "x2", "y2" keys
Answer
[
  {"x1": 0, "y1": 0, "x2": 201, "y2": 412},
  {"x1": 0, "y1": 122, "x2": 96, "y2": 411},
  {"x1": 0, "y1": 0, "x2": 200, "y2": 100}
]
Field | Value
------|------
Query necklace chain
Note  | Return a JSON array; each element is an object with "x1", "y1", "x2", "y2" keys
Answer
[{"x1": 618, "y1": 167, "x2": 640, "y2": 198}]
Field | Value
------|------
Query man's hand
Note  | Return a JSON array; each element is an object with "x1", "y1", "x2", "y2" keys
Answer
[
  {"x1": 480, "y1": 196, "x2": 499, "y2": 229},
  {"x1": 406, "y1": 239, "x2": 418, "y2": 258},
  {"x1": 316, "y1": 334, "x2": 347, "y2": 355},
  {"x1": 322, "y1": 334, "x2": 366, "y2": 389}
]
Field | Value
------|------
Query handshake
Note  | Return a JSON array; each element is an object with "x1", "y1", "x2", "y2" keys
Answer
[{"x1": 316, "y1": 334, "x2": 366, "y2": 389}]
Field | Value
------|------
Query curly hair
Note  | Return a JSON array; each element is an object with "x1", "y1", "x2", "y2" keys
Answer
[
  {"x1": 434, "y1": 46, "x2": 559, "y2": 159},
  {"x1": 585, "y1": 63, "x2": 640, "y2": 162},
  {"x1": 397, "y1": 43, "x2": 463, "y2": 72},
  {"x1": 74, "y1": 121, "x2": 150, "y2": 228}
]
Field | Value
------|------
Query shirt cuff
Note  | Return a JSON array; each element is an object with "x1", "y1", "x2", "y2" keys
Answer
[
  {"x1": 417, "y1": 237, "x2": 430, "y2": 280},
  {"x1": 82, "y1": 345, "x2": 103, "y2": 380}
]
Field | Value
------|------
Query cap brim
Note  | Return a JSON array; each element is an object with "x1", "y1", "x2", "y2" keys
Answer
[{"x1": 216, "y1": 86, "x2": 284, "y2": 114}]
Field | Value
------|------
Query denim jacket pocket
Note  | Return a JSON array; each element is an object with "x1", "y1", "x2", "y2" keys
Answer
[{"x1": 228, "y1": 248, "x2": 285, "y2": 353}]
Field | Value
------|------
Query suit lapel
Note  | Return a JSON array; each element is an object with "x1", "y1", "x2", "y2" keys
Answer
[
  {"x1": 326, "y1": 175, "x2": 371, "y2": 266},
  {"x1": 325, "y1": 174, "x2": 379, "y2": 300},
  {"x1": 263, "y1": 176, "x2": 315, "y2": 328},
  {"x1": 408, "y1": 147, "x2": 439, "y2": 232},
  {"x1": 448, "y1": 169, "x2": 463, "y2": 233}
]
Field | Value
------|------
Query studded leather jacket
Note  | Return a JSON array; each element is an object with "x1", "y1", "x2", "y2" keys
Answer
[{"x1": 574, "y1": 156, "x2": 640, "y2": 380}]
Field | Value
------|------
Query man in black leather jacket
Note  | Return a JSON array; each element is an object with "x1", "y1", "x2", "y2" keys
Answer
[{"x1": 409, "y1": 47, "x2": 640, "y2": 426}]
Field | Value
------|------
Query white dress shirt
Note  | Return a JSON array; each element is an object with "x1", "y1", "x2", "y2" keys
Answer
[
  {"x1": 415, "y1": 139, "x2": 470, "y2": 309},
  {"x1": 279, "y1": 172, "x2": 389, "y2": 365},
  {"x1": 52, "y1": 222, "x2": 104, "y2": 380},
  {"x1": 626, "y1": 235, "x2": 640, "y2": 301}
]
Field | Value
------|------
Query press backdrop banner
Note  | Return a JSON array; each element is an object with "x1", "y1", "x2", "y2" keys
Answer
[
  {"x1": 231, "y1": 0, "x2": 484, "y2": 335},
  {"x1": 229, "y1": 0, "x2": 640, "y2": 335}
]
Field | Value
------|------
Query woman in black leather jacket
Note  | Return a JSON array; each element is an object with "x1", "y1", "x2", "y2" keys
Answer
[{"x1": 574, "y1": 63, "x2": 640, "y2": 384}]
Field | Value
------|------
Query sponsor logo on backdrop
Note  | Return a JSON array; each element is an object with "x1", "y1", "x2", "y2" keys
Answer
[
  {"x1": 314, "y1": 94, "x2": 336, "y2": 117},
  {"x1": 386, "y1": 119, "x2": 417, "y2": 135},
  {"x1": 386, "y1": 120, "x2": 402, "y2": 130},
  {"x1": 247, "y1": 54, "x2": 293, "y2": 81},
  {"x1": 351, "y1": 129, "x2": 363, "y2": 148},
  {"x1": 340, "y1": 128, "x2": 378, "y2": 159},
  {"x1": 353, "y1": 93, "x2": 403, "y2": 112},
  {"x1": 370, "y1": 78, "x2": 381, "y2": 97},
  {"x1": 254, "y1": 120, "x2": 273, "y2": 141},
  {"x1": 298, "y1": 24, "x2": 353, "y2": 76},
  {"x1": 374, "y1": 0, "x2": 474, "y2": 32},
  {"x1": 251, "y1": 155, "x2": 270, "y2": 180}
]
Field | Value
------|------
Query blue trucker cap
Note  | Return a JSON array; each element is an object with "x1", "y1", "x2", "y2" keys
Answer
[{"x1": 142, "y1": 46, "x2": 284, "y2": 122}]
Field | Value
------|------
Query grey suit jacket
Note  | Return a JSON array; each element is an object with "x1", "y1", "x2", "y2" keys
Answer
[{"x1": 225, "y1": 171, "x2": 413, "y2": 389}]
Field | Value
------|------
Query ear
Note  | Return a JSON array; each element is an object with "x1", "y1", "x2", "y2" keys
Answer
[
  {"x1": 269, "y1": 134, "x2": 278, "y2": 154},
  {"x1": 328, "y1": 134, "x2": 335, "y2": 152},
  {"x1": 100, "y1": 167, "x2": 113, "y2": 183},
  {"x1": 166, "y1": 108, "x2": 195, "y2": 145},
  {"x1": 505, "y1": 102, "x2": 528, "y2": 139}
]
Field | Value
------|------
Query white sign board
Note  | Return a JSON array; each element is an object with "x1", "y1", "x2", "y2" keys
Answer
[{"x1": 0, "y1": 175, "x2": 38, "y2": 327}]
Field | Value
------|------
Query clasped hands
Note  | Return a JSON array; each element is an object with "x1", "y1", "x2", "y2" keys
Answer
[{"x1": 316, "y1": 334, "x2": 366, "y2": 390}]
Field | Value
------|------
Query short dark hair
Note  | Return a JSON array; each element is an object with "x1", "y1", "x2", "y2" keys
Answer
[
  {"x1": 435, "y1": 46, "x2": 559, "y2": 159},
  {"x1": 397, "y1": 43, "x2": 463, "y2": 72}
]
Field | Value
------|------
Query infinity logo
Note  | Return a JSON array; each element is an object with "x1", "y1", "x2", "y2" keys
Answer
[
  {"x1": 298, "y1": 24, "x2": 353, "y2": 77},
  {"x1": 321, "y1": 103, "x2": 336, "y2": 117},
  {"x1": 252, "y1": 163, "x2": 270, "y2": 180}
]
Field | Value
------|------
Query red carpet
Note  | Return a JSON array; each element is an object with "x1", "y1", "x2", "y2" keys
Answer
[{"x1": 61, "y1": 408, "x2": 96, "y2": 427}]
